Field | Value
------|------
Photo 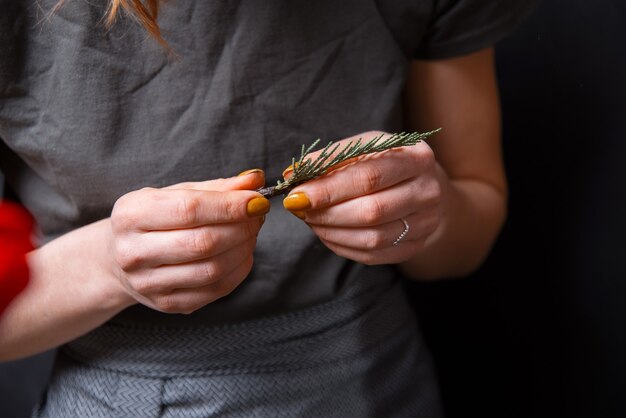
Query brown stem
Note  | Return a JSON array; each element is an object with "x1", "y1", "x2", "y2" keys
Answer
[{"x1": 257, "y1": 185, "x2": 282, "y2": 199}]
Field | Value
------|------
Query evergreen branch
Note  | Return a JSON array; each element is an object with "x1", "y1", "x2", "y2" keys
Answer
[{"x1": 257, "y1": 129, "x2": 442, "y2": 198}]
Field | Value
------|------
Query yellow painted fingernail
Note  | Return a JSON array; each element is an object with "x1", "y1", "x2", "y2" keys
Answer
[
  {"x1": 282, "y1": 162, "x2": 299, "y2": 179},
  {"x1": 290, "y1": 210, "x2": 306, "y2": 220},
  {"x1": 259, "y1": 215, "x2": 266, "y2": 226},
  {"x1": 238, "y1": 168, "x2": 265, "y2": 177},
  {"x1": 247, "y1": 197, "x2": 270, "y2": 217},
  {"x1": 283, "y1": 192, "x2": 311, "y2": 211}
]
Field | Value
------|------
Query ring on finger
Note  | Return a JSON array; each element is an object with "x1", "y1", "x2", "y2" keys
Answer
[{"x1": 392, "y1": 218, "x2": 410, "y2": 246}]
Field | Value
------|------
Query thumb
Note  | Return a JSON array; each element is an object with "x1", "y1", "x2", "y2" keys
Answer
[{"x1": 165, "y1": 168, "x2": 266, "y2": 192}]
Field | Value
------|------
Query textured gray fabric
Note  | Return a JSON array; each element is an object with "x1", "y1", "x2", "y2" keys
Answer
[
  {"x1": 33, "y1": 280, "x2": 443, "y2": 417},
  {"x1": 0, "y1": 0, "x2": 537, "y2": 325},
  {"x1": 413, "y1": 0, "x2": 539, "y2": 59},
  {"x1": 0, "y1": 1, "x2": 537, "y2": 416}
]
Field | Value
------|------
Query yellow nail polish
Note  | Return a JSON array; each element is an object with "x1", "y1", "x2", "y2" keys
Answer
[
  {"x1": 247, "y1": 197, "x2": 270, "y2": 217},
  {"x1": 238, "y1": 168, "x2": 265, "y2": 177},
  {"x1": 283, "y1": 192, "x2": 311, "y2": 211},
  {"x1": 290, "y1": 210, "x2": 306, "y2": 220},
  {"x1": 282, "y1": 162, "x2": 299, "y2": 179},
  {"x1": 259, "y1": 215, "x2": 266, "y2": 226}
]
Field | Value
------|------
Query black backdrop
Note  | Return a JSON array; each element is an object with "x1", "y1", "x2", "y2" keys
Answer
[
  {"x1": 2, "y1": 0, "x2": 626, "y2": 417},
  {"x1": 406, "y1": 0, "x2": 626, "y2": 417}
]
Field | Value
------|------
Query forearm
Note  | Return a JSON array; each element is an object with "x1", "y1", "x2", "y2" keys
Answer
[
  {"x1": 0, "y1": 174, "x2": 267, "y2": 361},
  {"x1": 398, "y1": 163, "x2": 507, "y2": 280},
  {"x1": 0, "y1": 219, "x2": 135, "y2": 361},
  {"x1": 399, "y1": 48, "x2": 507, "y2": 280}
]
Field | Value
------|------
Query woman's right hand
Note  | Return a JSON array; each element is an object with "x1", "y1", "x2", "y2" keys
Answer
[
  {"x1": 0, "y1": 170, "x2": 268, "y2": 361},
  {"x1": 107, "y1": 169, "x2": 268, "y2": 314}
]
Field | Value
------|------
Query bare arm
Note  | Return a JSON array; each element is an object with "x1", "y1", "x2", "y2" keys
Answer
[
  {"x1": 280, "y1": 48, "x2": 507, "y2": 281},
  {"x1": 0, "y1": 219, "x2": 134, "y2": 360},
  {"x1": 0, "y1": 173, "x2": 267, "y2": 361},
  {"x1": 399, "y1": 47, "x2": 507, "y2": 279}
]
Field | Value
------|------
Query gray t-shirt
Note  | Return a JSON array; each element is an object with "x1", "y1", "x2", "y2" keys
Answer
[{"x1": 0, "y1": 0, "x2": 536, "y2": 325}]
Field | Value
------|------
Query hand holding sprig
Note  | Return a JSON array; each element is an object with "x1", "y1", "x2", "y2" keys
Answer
[
  {"x1": 108, "y1": 172, "x2": 269, "y2": 314},
  {"x1": 258, "y1": 130, "x2": 440, "y2": 198},
  {"x1": 279, "y1": 130, "x2": 443, "y2": 266}
]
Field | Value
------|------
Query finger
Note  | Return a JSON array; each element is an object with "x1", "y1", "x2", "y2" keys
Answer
[
  {"x1": 129, "y1": 238, "x2": 257, "y2": 294},
  {"x1": 303, "y1": 177, "x2": 440, "y2": 227},
  {"x1": 283, "y1": 142, "x2": 435, "y2": 212},
  {"x1": 112, "y1": 188, "x2": 270, "y2": 231},
  {"x1": 148, "y1": 254, "x2": 254, "y2": 314},
  {"x1": 310, "y1": 210, "x2": 440, "y2": 251},
  {"x1": 320, "y1": 238, "x2": 426, "y2": 266},
  {"x1": 163, "y1": 169, "x2": 265, "y2": 192},
  {"x1": 116, "y1": 220, "x2": 261, "y2": 269}
]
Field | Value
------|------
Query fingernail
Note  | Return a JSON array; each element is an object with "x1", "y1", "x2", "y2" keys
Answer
[
  {"x1": 283, "y1": 192, "x2": 311, "y2": 211},
  {"x1": 289, "y1": 210, "x2": 306, "y2": 220},
  {"x1": 238, "y1": 168, "x2": 265, "y2": 177},
  {"x1": 259, "y1": 215, "x2": 266, "y2": 227},
  {"x1": 282, "y1": 162, "x2": 299, "y2": 179},
  {"x1": 247, "y1": 197, "x2": 270, "y2": 217}
]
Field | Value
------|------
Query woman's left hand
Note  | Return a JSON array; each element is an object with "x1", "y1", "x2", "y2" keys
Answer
[{"x1": 282, "y1": 131, "x2": 442, "y2": 265}]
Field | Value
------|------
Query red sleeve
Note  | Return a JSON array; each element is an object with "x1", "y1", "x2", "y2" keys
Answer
[{"x1": 0, "y1": 201, "x2": 34, "y2": 315}]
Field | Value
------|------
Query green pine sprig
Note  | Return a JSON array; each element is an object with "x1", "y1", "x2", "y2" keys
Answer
[{"x1": 257, "y1": 129, "x2": 441, "y2": 198}]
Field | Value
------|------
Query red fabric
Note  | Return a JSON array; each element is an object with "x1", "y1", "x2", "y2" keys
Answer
[{"x1": 0, "y1": 201, "x2": 34, "y2": 315}]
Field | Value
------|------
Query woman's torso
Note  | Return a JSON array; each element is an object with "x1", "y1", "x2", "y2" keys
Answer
[{"x1": 0, "y1": 0, "x2": 431, "y2": 324}]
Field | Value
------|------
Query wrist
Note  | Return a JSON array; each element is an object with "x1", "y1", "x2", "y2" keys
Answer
[{"x1": 30, "y1": 219, "x2": 136, "y2": 315}]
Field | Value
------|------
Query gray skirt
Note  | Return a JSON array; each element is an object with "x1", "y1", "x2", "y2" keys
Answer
[{"x1": 32, "y1": 280, "x2": 443, "y2": 418}]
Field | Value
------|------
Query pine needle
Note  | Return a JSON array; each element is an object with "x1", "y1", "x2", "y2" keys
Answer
[{"x1": 257, "y1": 129, "x2": 441, "y2": 198}]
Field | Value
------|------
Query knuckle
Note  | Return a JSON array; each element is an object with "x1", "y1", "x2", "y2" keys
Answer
[
  {"x1": 355, "y1": 165, "x2": 385, "y2": 194},
  {"x1": 409, "y1": 176, "x2": 441, "y2": 208},
  {"x1": 224, "y1": 197, "x2": 240, "y2": 220},
  {"x1": 363, "y1": 229, "x2": 386, "y2": 250},
  {"x1": 187, "y1": 228, "x2": 215, "y2": 257},
  {"x1": 245, "y1": 220, "x2": 260, "y2": 239},
  {"x1": 114, "y1": 241, "x2": 144, "y2": 270},
  {"x1": 174, "y1": 195, "x2": 200, "y2": 225},
  {"x1": 316, "y1": 186, "x2": 334, "y2": 208},
  {"x1": 423, "y1": 180, "x2": 442, "y2": 206},
  {"x1": 360, "y1": 198, "x2": 386, "y2": 225},
  {"x1": 198, "y1": 261, "x2": 221, "y2": 283},
  {"x1": 154, "y1": 294, "x2": 181, "y2": 313},
  {"x1": 131, "y1": 278, "x2": 152, "y2": 295},
  {"x1": 413, "y1": 143, "x2": 436, "y2": 166},
  {"x1": 214, "y1": 194, "x2": 238, "y2": 221},
  {"x1": 131, "y1": 275, "x2": 161, "y2": 295},
  {"x1": 111, "y1": 194, "x2": 141, "y2": 232}
]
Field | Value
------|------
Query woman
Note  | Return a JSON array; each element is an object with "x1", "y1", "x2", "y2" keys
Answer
[{"x1": 0, "y1": 1, "x2": 536, "y2": 416}]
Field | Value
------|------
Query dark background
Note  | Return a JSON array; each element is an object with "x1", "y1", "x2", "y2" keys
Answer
[
  {"x1": 2, "y1": 0, "x2": 626, "y2": 417},
  {"x1": 406, "y1": 0, "x2": 626, "y2": 417}
]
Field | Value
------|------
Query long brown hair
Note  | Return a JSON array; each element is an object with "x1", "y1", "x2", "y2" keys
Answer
[
  {"x1": 107, "y1": 0, "x2": 166, "y2": 47},
  {"x1": 55, "y1": 0, "x2": 167, "y2": 48}
]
